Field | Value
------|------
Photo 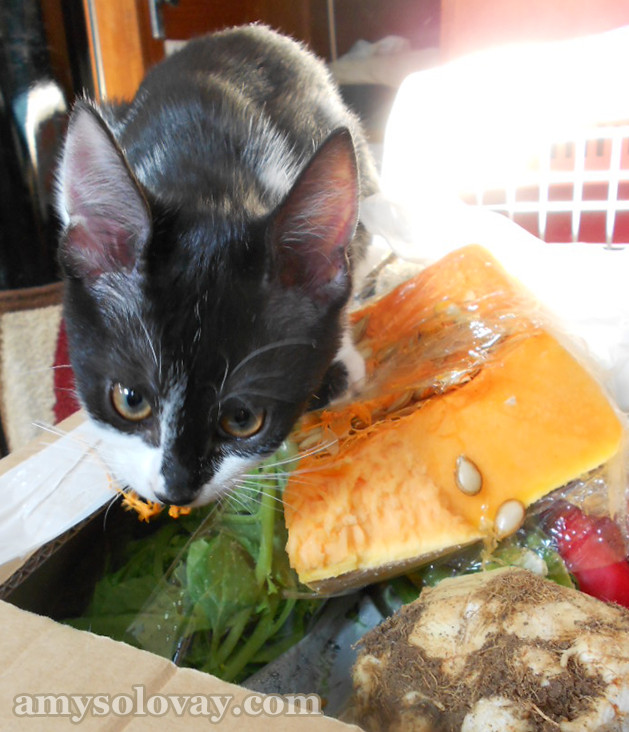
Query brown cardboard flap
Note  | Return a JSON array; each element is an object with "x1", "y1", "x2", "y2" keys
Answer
[{"x1": 0, "y1": 600, "x2": 359, "y2": 730}]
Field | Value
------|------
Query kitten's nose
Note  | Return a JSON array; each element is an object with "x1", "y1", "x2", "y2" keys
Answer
[{"x1": 158, "y1": 456, "x2": 199, "y2": 506}]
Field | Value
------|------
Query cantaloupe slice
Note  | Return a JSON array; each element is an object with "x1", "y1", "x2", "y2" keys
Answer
[{"x1": 284, "y1": 245, "x2": 624, "y2": 591}]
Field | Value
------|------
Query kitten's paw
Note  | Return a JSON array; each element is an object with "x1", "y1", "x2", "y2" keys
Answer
[
  {"x1": 307, "y1": 331, "x2": 366, "y2": 411},
  {"x1": 308, "y1": 361, "x2": 349, "y2": 410},
  {"x1": 336, "y1": 329, "x2": 366, "y2": 396}
]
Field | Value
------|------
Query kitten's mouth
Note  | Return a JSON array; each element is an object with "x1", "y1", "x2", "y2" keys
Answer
[
  {"x1": 153, "y1": 486, "x2": 212, "y2": 508},
  {"x1": 120, "y1": 481, "x2": 225, "y2": 519},
  {"x1": 154, "y1": 473, "x2": 243, "y2": 508},
  {"x1": 156, "y1": 492, "x2": 215, "y2": 509}
]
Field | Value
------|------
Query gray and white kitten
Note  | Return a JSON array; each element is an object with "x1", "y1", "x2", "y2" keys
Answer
[{"x1": 56, "y1": 24, "x2": 379, "y2": 506}]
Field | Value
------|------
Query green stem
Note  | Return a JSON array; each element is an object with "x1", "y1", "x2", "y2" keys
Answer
[
  {"x1": 268, "y1": 597, "x2": 296, "y2": 636},
  {"x1": 217, "y1": 595, "x2": 297, "y2": 682},
  {"x1": 219, "y1": 610, "x2": 276, "y2": 682},
  {"x1": 255, "y1": 479, "x2": 277, "y2": 588},
  {"x1": 214, "y1": 608, "x2": 252, "y2": 666},
  {"x1": 210, "y1": 621, "x2": 221, "y2": 659}
]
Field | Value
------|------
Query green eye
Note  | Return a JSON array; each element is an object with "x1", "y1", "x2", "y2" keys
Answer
[
  {"x1": 220, "y1": 406, "x2": 265, "y2": 438},
  {"x1": 111, "y1": 383, "x2": 152, "y2": 422}
]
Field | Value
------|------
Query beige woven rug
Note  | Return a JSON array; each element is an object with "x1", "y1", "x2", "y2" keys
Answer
[{"x1": 0, "y1": 283, "x2": 64, "y2": 452}]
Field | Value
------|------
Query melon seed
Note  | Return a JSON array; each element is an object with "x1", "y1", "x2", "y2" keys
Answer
[
  {"x1": 455, "y1": 455, "x2": 483, "y2": 496},
  {"x1": 495, "y1": 499, "x2": 526, "y2": 538}
]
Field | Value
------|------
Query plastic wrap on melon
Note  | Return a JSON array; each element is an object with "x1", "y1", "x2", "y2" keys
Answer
[{"x1": 283, "y1": 244, "x2": 628, "y2": 594}]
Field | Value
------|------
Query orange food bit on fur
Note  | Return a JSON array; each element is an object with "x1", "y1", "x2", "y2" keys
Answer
[
  {"x1": 118, "y1": 489, "x2": 164, "y2": 522},
  {"x1": 117, "y1": 488, "x2": 190, "y2": 522},
  {"x1": 168, "y1": 504, "x2": 192, "y2": 518}
]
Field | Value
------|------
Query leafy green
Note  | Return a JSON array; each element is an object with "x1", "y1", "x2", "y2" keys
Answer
[
  {"x1": 66, "y1": 444, "x2": 322, "y2": 683},
  {"x1": 415, "y1": 517, "x2": 576, "y2": 590}
]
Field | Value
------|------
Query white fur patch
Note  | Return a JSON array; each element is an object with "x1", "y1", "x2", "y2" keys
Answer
[
  {"x1": 252, "y1": 126, "x2": 301, "y2": 200},
  {"x1": 159, "y1": 375, "x2": 186, "y2": 454},
  {"x1": 337, "y1": 326, "x2": 366, "y2": 390},
  {"x1": 89, "y1": 419, "x2": 165, "y2": 502},
  {"x1": 192, "y1": 453, "x2": 261, "y2": 506}
]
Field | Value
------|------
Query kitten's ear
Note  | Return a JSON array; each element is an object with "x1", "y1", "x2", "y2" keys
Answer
[
  {"x1": 57, "y1": 101, "x2": 151, "y2": 279},
  {"x1": 269, "y1": 128, "x2": 359, "y2": 304}
]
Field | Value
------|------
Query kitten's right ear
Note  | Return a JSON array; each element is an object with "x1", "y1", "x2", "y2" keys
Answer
[{"x1": 57, "y1": 101, "x2": 151, "y2": 279}]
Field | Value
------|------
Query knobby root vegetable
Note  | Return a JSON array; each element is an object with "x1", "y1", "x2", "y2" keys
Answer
[{"x1": 352, "y1": 567, "x2": 629, "y2": 731}]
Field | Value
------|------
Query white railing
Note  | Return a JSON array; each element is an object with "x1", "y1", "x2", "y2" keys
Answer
[{"x1": 463, "y1": 126, "x2": 629, "y2": 245}]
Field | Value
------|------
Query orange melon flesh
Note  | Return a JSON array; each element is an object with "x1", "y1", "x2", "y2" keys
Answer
[{"x1": 283, "y1": 245, "x2": 624, "y2": 591}]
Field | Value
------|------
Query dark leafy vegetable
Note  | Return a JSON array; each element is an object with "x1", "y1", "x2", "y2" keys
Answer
[{"x1": 67, "y1": 445, "x2": 323, "y2": 683}]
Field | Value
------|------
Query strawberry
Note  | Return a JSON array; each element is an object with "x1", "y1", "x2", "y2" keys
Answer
[{"x1": 542, "y1": 500, "x2": 629, "y2": 607}]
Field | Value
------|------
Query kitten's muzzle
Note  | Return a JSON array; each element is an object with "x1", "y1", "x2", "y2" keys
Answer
[{"x1": 157, "y1": 455, "x2": 200, "y2": 506}]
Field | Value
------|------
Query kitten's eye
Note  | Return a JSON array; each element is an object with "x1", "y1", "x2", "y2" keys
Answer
[
  {"x1": 219, "y1": 406, "x2": 265, "y2": 438},
  {"x1": 111, "y1": 383, "x2": 152, "y2": 422}
]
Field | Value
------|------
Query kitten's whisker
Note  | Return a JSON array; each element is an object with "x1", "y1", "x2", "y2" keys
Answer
[
  {"x1": 88, "y1": 453, "x2": 127, "y2": 475},
  {"x1": 35, "y1": 440, "x2": 93, "y2": 457},
  {"x1": 260, "y1": 453, "x2": 300, "y2": 468},
  {"x1": 230, "y1": 476, "x2": 284, "y2": 499},
  {"x1": 223, "y1": 491, "x2": 252, "y2": 514},
  {"x1": 18, "y1": 364, "x2": 74, "y2": 375},
  {"x1": 102, "y1": 492, "x2": 122, "y2": 529},
  {"x1": 228, "y1": 371, "x2": 287, "y2": 388},
  {"x1": 236, "y1": 482, "x2": 301, "y2": 514},
  {"x1": 274, "y1": 474, "x2": 319, "y2": 487},
  {"x1": 258, "y1": 438, "x2": 337, "y2": 469},
  {"x1": 215, "y1": 353, "x2": 231, "y2": 415},
  {"x1": 32, "y1": 426, "x2": 114, "y2": 470},
  {"x1": 220, "y1": 388, "x2": 295, "y2": 404},
  {"x1": 288, "y1": 462, "x2": 342, "y2": 477},
  {"x1": 92, "y1": 445, "x2": 129, "y2": 469},
  {"x1": 34, "y1": 433, "x2": 126, "y2": 487},
  {"x1": 230, "y1": 438, "x2": 338, "y2": 494},
  {"x1": 229, "y1": 338, "x2": 315, "y2": 381},
  {"x1": 238, "y1": 471, "x2": 290, "y2": 482},
  {"x1": 234, "y1": 481, "x2": 286, "y2": 503},
  {"x1": 33, "y1": 425, "x2": 126, "y2": 479},
  {"x1": 54, "y1": 388, "x2": 80, "y2": 397},
  {"x1": 32, "y1": 421, "x2": 70, "y2": 438},
  {"x1": 137, "y1": 313, "x2": 161, "y2": 380},
  {"x1": 230, "y1": 485, "x2": 286, "y2": 513}
]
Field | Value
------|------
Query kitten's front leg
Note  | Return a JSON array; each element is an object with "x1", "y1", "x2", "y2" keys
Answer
[
  {"x1": 308, "y1": 326, "x2": 366, "y2": 409},
  {"x1": 335, "y1": 326, "x2": 366, "y2": 395}
]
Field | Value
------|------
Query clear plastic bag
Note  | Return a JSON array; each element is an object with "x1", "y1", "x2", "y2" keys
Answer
[{"x1": 68, "y1": 449, "x2": 324, "y2": 684}]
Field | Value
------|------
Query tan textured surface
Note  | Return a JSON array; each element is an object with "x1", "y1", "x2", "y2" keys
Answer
[{"x1": 0, "y1": 282, "x2": 64, "y2": 451}]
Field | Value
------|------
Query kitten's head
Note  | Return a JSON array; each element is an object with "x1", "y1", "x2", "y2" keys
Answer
[{"x1": 56, "y1": 102, "x2": 359, "y2": 506}]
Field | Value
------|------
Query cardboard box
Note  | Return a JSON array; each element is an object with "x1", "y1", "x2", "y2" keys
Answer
[{"x1": 0, "y1": 417, "x2": 360, "y2": 731}]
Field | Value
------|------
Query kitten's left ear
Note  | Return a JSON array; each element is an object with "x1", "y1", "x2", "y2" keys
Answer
[
  {"x1": 57, "y1": 101, "x2": 151, "y2": 280},
  {"x1": 269, "y1": 128, "x2": 359, "y2": 305}
]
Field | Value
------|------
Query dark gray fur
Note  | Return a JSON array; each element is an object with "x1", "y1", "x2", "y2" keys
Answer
[{"x1": 57, "y1": 25, "x2": 379, "y2": 505}]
